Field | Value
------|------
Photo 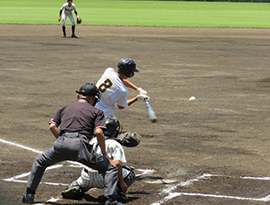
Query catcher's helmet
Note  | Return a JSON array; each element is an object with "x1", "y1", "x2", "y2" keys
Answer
[
  {"x1": 104, "y1": 116, "x2": 121, "y2": 137},
  {"x1": 117, "y1": 58, "x2": 140, "y2": 78}
]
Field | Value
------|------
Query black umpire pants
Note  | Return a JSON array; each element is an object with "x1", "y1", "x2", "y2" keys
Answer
[{"x1": 26, "y1": 132, "x2": 118, "y2": 198}]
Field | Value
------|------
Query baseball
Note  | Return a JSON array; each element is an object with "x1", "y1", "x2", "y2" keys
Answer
[{"x1": 189, "y1": 96, "x2": 196, "y2": 102}]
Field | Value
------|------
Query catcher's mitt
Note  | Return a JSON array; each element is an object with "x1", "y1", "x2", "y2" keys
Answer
[
  {"x1": 77, "y1": 17, "x2": 82, "y2": 24},
  {"x1": 115, "y1": 132, "x2": 141, "y2": 147}
]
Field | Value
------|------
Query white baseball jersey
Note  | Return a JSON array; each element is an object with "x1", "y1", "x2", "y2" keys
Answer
[
  {"x1": 77, "y1": 137, "x2": 128, "y2": 190},
  {"x1": 61, "y1": 3, "x2": 77, "y2": 16},
  {"x1": 60, "y1": 3, "x2": 77, "y2": 26},
  {"x1": 90, "y1": 137, "x2": 126, "y2": 163},
  {"x1": 96, "y1": 68, "x2": 128, "y2": 117}
]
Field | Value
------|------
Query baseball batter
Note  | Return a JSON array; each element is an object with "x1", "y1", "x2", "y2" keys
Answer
[
  {"x1": 96, "y1": 58, "x2": 150, "y2": 117},
  {"x1": 58, "y1": 0, "x2": 81, "y2": 38},
  {"x1": 62, "y1": 116, "x2": 138, "y2": 202},
  {"x1": 22, "y1": 83, "x2": 120, "y2": 205}
]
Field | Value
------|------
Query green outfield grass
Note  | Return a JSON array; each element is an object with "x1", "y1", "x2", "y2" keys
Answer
[{"x1": 1, "y1": 0, "x2": 270, "y2": 28}]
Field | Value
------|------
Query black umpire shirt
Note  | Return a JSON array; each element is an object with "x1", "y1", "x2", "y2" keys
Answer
[{"x1": 50, "y1": 99, "x2": 106, "y2": 139}]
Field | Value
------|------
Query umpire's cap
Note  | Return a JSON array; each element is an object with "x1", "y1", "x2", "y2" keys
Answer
[
  {"x1": 76, "y1": 83, "x2": 100, "y2": 98},
  {"x1": 117, "y1": 58, "x2": 140, "y2": 78}
]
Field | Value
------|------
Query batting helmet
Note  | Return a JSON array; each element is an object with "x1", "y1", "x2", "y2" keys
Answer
[
  {"x1": 104, "y1": 116, "x2": 121, "y2": 137},
  {"x1": 117, "y1": 58, "x2": 140, "y2": 78}
]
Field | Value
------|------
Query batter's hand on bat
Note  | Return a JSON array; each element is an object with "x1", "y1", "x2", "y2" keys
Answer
[
  {"x1": 137, "y1": 87, "x2": 147, "y2": 95},
  {"x1": 137, "y1": 94, "x2": 150, "y2": 102}
]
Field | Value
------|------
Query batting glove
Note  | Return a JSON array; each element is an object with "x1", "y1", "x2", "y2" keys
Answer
[
  {"x1": 137, "y1": 87, "x2": 147, "y2": 95},
  {"x1": 137, "y1": 94, "x2": 150, "y2": 102}
]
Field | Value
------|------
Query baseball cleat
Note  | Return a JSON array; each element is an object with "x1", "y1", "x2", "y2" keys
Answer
[
  {"x1": 104, "y1": 200, "x2": 123, "y2": 205},
  {"x1": 22, "y1": 193, "x2": 34, "y2": 204},
  {"x1": 71, "y1": 34, "x2": 78, "y2": 38},
  {"x1": 61, "y1": 181, "x2": 83, "y2": 200},
  {"x1": 116, "y1": 192, "x2": 128, "y2": 202},
  {"x1": 104, "y1": 199, "x2": 122, "y2": 205},
  {"x1": 63, "y1": 34, "x2": 66, "y2": 38}
]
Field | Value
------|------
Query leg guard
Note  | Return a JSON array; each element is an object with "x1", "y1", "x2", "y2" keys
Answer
[
  {"x1": 116, "y1": 166, "x2": 136, "y2": 202},
  {"x1": 123, "y1": 166, "x2": 136, "y2": 187}
]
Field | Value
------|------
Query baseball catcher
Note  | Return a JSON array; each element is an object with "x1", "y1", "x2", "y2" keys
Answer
[{"x1": 61, "y1": 116, "x2": 140, "y2": 202}]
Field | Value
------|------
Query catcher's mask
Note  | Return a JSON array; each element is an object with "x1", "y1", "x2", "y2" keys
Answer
[
  {"x1": 76, "y1": 82, "x2": 101, "y2": 106},
  {"x1": 104, "y1": 116, "x2": 121, "y2": 138},
  {"x1": 117, "y1": 58, "x2": 140, "y2": 78}
]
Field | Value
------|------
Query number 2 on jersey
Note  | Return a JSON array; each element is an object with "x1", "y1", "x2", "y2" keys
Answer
[{"x1": 99, "y1": 78, "x2": 113, "y2": 93}]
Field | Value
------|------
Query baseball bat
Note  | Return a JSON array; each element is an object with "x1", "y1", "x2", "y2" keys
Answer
[{"x1": 145, "y1": 99, "x2": 157, "y2": 123}]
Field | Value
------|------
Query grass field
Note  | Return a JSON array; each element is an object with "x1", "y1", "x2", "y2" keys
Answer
[{"x1": 1, "y1": 0, "x2": 270, "y2": 28}]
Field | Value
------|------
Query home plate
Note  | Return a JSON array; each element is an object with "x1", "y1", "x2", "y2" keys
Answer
[{"x1": 142, "y1": 179, "x2": 177, "y2": 184}]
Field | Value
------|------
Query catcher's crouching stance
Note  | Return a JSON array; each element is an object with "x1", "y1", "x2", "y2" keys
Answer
[{"x1": 62, "y1": 116, "x2": 141, "y2": 202}]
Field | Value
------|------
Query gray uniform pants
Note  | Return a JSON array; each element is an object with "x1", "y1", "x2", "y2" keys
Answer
[{"x1": 26, "y1": 133, "x2": 118, "y2": 198}]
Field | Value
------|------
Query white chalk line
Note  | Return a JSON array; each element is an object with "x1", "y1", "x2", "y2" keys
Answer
[
  {"x1": 34, "y1": 197, "x2": 61, "y2": 205},
  {"x1": 1, "y1": 138, "x2": 154, "y2": 184},
  {"x1": 151, "y1": 173, "x2": 270, "y2": 205},
  {"x1": 3, "y1": 164, "x2": 64, "y2": 181},
  {"x1": 0, "y1": 139, "x2": 86, "y2": 190},
  {"x1": 0, "y1": 138, "x2": 43, "y2": 154},
  {"x1": 3, "y1": 138, "x2": 270, "y2": 204},
  {"x1": 240, "y1": 176, "x2": 270, "y2": 180},
  {"x1": 1, "y1": 138, "x2": 154, "y2": 179},
  {"x1": 160, "y1": 192, "x2": 270, "y2": 203},
  {"x1": 1, "y1": 137, "x2": 157, "y2": 204},
  {"x1": 3, "y1": 179, "x2": 68, "y2": 187},
  {"x1": 136, "y1": 169, "x2": 156, "y2": 177},
  {"x1": 0, "y1": 139, "x2": 102, "y2": 204}
]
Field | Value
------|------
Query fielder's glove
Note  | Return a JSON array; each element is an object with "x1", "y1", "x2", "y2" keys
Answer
[
  {"x1": 77, "y1": 17, "x2": 82, "y2": 24},
  {"x1": 115, "y1": 132, "x2": 141, "y2": 147},
  {"x1": 137, "y1": 87, "x2": 147, "y2": 95},
  {"x1": 137, "y1": 94, "x2": 150, "y2": 102}
]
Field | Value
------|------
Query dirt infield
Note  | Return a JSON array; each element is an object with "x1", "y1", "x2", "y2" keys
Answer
[{"x1": 1, "y1": 25, "x2": 270, "y2": 204}]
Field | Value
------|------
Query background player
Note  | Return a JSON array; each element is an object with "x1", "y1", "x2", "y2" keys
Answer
[
  {"x1": 58, "y1": 0, "x2": 81, "y2": 38},
  {"x1": 61, "y1": 116, "x2": 139, "y2": 202},
  {"x1": 96, "y1": 57, "x2": 150, "y2": 117}
]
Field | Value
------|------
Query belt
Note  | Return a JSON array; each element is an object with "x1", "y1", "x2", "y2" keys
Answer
[
  {"x1": 60, "y1": 132, "x2": 93, "y2": 142},
  {"x1": 61, "y1": 132, "x2": 80, "y2": 138}
]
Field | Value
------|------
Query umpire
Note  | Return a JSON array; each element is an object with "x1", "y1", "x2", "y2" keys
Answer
[{"x1": 22, "y1": 83, "x2": 120, "y2": 205}]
